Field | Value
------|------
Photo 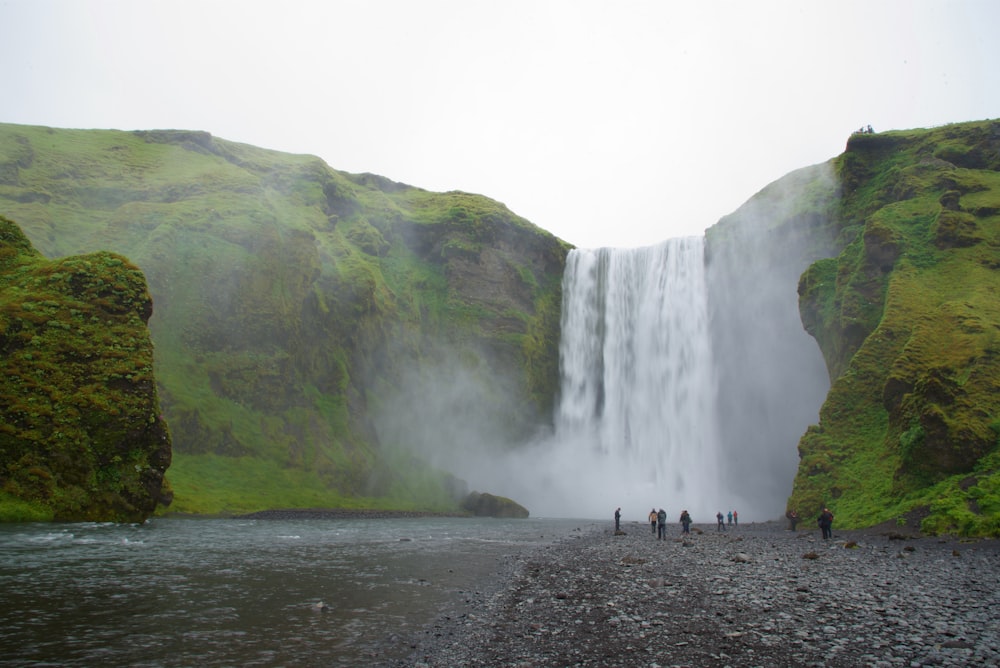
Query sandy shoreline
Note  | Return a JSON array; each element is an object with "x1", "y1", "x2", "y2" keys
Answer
[{"x1": 395, "y1": 521, "x2": 999, "y2": 667}]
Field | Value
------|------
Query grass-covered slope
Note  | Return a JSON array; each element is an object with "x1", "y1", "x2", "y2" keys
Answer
[
  {"x1": 0, "y1": 124, "x2": 568, "y2": 515},
  {"x1": 0, "y1": 216, "x2": 171, "y2": 521},
  {"x1": 790, "y1": 120, "x2": 1000, "y2": 535}
]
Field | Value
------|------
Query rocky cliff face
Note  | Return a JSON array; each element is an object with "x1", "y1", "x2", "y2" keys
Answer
[
  {"x1": 790, "y1": 120, "x2": 1000, "y2": 535},
  {"x1": 0, "y1": 124, "x2": 567, "y2": 515},
  {"x1": 702, "y1": 119, "x2": 1000, "y2": 536},
  {"x1": 0, "y1": 216, "x2": 171, "y2": 521}
]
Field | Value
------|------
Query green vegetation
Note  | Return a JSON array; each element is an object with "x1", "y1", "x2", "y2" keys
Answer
[
  {"x1": 0, "y1": 124, "x2": 568, "y2": 518},
  {"x1": 5, "y1": 118, "x2": 996, "y2": 535},
  {"x1": 0, "y1": 216, "x2": 171, "y2": 521},
  {"x1": 789, "y1": 121, "x2": 1000, "y2": 536},
  {"x1": 165, "y1": 449, "x2": 463, "y2": 515}
]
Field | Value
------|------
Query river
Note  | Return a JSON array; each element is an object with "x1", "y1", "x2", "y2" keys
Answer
[{"x1": 0, "y1": 516, "x2": 593, "y2": 666}]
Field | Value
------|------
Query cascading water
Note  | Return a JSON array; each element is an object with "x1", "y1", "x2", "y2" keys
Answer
[
  {"x1": 493, "y1": 238, "x2": 736, "y2": 521},
  {"x1": 553, "y1": 238, "x2": 725, "y2": 519},
  {"x1": 393, "y1": 164, "x2": 834, "y2": 523}
]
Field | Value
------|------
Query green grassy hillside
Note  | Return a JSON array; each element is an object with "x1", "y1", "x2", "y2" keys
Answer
[
  {"x1": 790, "y1": 120, "x2": 1000, "y2": 535},
  {"x1": 4, "y1": 119, "x2": 997, "y2": 533},
  {"x1": 0, "y1": 216, "x2": 171, "y2": 521},
  {"x1": 0, "y1": 125, "x2": 568, "y2": 516}
]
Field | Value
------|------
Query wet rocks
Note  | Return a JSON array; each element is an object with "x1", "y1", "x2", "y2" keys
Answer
[{"x1": 402, "y1": 523, "x2": 1000, "y2": 667}]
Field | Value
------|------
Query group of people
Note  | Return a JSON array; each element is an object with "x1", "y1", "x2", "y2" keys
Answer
[
  {"x1": 715, "y1": 510, "x2": 738, "y2": 530},
  {"x1": 642, "y1": 508, "x2": 692, "y2": 539},
  {"x1": 615, "y1": 505, "x2": 837, "y2": 539},
  {"x1": 618, "y1": 507, "x2": 733, "y2": 538}
]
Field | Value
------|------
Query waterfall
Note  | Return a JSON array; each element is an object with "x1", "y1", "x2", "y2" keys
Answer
[
  {"x1": 374, "y1": 170, "x2": 835, "y2": 522},
  {"x1": 553, "y1": 238, "x2": 724, "y2": 520},
  {"x1": 452, "y1": 184, "x2": 833, "y2": 522}
]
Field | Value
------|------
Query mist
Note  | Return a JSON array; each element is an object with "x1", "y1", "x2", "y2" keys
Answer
[
  {"x1": 706, "y1": 162, "x2": 837, "y2": 520},
  {"x1": 375, "y1": 163, "x2": 836, "y2": 522},
  {"x1": 369, "y1": 341, "x2": 543, "y2": 492}
]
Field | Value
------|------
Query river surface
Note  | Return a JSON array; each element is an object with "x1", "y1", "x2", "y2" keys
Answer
[{"x1": 0, "y1": 516, "x2": 592, "y2": 666}]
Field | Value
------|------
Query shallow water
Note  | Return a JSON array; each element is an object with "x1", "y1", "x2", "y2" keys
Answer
[{"x1": 0, "y1": 516, "x2": 590, "y2": 666}]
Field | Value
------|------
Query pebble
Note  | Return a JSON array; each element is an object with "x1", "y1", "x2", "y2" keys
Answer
[{"x1": 398, "y1": 522, "x2": 1000, "y2": 667}]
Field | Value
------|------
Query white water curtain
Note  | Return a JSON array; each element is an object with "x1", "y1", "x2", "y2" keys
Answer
[{"x1": 552, "y1": 238, "x2": 724, "y2": 519}]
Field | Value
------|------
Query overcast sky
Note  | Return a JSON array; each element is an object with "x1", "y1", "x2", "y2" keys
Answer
[{"x1": 2, "y1": 0, "x2": 998, "y2": 249}]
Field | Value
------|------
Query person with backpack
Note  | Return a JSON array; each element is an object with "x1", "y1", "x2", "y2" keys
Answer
[
  {"x1": 648, "y1": 508, "x2": 658, "y2": 535},
  {"x1": 656, "y1": 508, "x2": 667, "y2": 540}
]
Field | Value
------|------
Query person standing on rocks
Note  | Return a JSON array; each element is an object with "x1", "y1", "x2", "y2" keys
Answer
[
  {"x1": 786, "y1": 509, "x2": 799, "y2": 531},
  {"x1": 727, "y1": 511, "x2": 733, "y2": 527},
  {"x1": 733, "y1": 510, "x2": 738, "y2": 527},
  {"x1": 615, "y1": 507, "x2": 621, "y2": 532},
  {"x1": 656, "y1": 508, "x2": 667, "y2": 540},
  {"x1": 818, "y1": 507, "x2": 834, "y2": 539},
  {"x1": 716, "y1": 511, "x2": 725, "y2": 531},
  {"x1": 680, "y1": 509, "x2": 692, "y2": 534},
  {"x1": 648, "y1": 508, "x2": 658, "y2": 535}
]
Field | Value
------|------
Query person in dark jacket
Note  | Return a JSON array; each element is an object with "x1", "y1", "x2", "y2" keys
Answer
[
  {"x1": 679, "y1": 510, "x2": 692, "y2": 534},
  {"x1": 818, "y1": 507, "x2": 834, "y2": 539},
  {"x1": 656, "y1": 508, "x2": 667, "y2": 540}
]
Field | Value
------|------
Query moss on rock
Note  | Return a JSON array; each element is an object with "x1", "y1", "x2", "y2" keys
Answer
[
  {"x1": 789, "y1": 120, "x2": 1000, "y2": 536},
  {"x1": 0, "y1": 216, "x2": 171, "y2": 522}
]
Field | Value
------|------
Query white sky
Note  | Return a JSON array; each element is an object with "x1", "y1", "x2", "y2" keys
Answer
[{"x1": 2, "y1": 0, "x2": 998, "y2": 249}]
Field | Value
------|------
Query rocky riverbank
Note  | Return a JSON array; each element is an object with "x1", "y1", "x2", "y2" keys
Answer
[
  {"x1": 398, "y1": 521, "x2": 999, "y2": 667},
  {"x1": 234, "y1": 508, "x2": 465, "y2": 520}
]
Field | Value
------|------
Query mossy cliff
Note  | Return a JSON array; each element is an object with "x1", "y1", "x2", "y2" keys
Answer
[
  {"x1": 3, "y1": 119, "x2": 997, "y2": 533},
  {"x1": 788, "y1": 120, "x2": 1000, "y2": 536},
  {"x1": 0, "y1": 124, "x2": 568, "y2": 516},
  {"x1": 0, "y1": 216, "x2": 171, "y2": 521}
]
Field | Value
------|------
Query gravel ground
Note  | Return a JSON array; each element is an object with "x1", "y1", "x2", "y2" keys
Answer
[{"x1": 397, "y1": 521, "x2": 1000, "y2": 667}]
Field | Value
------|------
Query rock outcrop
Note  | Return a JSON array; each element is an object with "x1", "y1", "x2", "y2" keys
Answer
[
  {"x1": 0, "y1": 216, "x2": 171, "y2": 521},
  {"x1": 461, "y1": 491, "x2": 530, "y2": 518}
]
